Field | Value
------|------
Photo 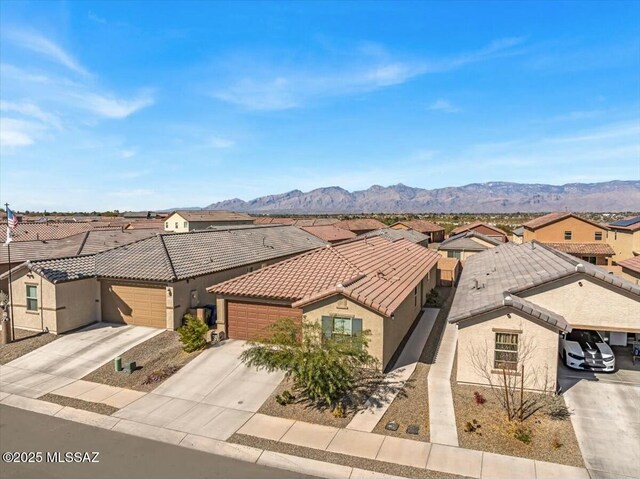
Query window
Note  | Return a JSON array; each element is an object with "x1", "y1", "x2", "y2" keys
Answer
[
  {"x1": 581, "y1": 256, "x2": 597, "y2": 264},
  {"x1": 448, "y1": 250, "x2": 462, "y2": 259},
  {"x1": 26, "y1": 284, "x2": 38, "y2": 312},
  {"x1": 594, "y1": 232, "x2": 603, "y2": 241},
  {"x1": 322, "y1": 315, "x2": 363, "y2": 340},
  {"x1": 165, "y1": 222, "x2": 169, "y2": 229},
  {"x1": 564, "y1": 231, "x2": 572, "y2": 241},
  {"x1": 184, "y1": 221, "x2": 188, "y2": 228},
  {"x1": 494, "y1": 332, "x2": 518, "y2": 370},
  {"x1": 175, "y1": 222, "x2": 179, "y2": 229}
]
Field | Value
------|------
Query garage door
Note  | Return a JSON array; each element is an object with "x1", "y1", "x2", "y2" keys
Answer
[
  {"x1": 101, "y1": 281, "x2": 166, "y2": 328},
  {"x1": 227, "y1": 301, "x2": 302, "y2": 340}
]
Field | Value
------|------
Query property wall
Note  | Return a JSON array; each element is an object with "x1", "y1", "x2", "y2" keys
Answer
[
  {"x1": 456, "y1": 308, "x2": 559, "y2": 391},
  {"x1": 523, "y1": 275, "x2": 640, "y2": 332},
  {"x1": 523, "y1": 216, "x2": 607, "y2": 243},
  {"x1": 55, "y1": 278, "x2": 101, "y2": 333},
  {"x1": 607, "y1": 229, "x2": 640, "y2": 262},
  {"x1": 7, "y1": 269, "x2": 58, "y2": 333}
]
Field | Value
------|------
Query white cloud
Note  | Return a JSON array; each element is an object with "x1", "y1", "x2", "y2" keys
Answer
[
  {"x1": 428, "y1": 99, "x2": 460, "y2": 113},
  {"x1": 72, "y1": 90, "x2": 155, "y2": 119},
  {"x1": 209, "y1": 136, "x2": 235, "y2": 149},
  {"x1": 120, "y1": 148, "x2": 137, "y2": 158},
  {"x1": 211, "y1": 37, "x2": 526, "y2": 111},
  {"x1": 5, "y1": 30, "x2": 89, "y2": 76},
  {"x1": 0, "y1": 117, "x2": 48, "y2": 147},
  {"x1": 0, "y1": 101, "x2": 62, "y2": 129}
]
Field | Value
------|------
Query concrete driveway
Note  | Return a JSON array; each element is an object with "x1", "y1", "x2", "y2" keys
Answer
[
  {"x1": 0, "y1": 323, "x2": 161, "y2": 399},
  {"x1": 113, "y1": 339, "x2": 283, "y2": 441},
  {"x1": 559, "y1": 360, "x2": 640, "y2": 478}
]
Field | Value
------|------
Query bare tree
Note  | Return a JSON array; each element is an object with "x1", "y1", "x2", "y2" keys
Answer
[{"x1": 468, "y1": 334, "x2": 554, "y2": 422}]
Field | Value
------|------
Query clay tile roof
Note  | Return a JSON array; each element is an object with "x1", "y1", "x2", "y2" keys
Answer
[
  {"x1": 392, "y1": 220, "x2": 444, "y2": 233},
  {"x1": 522, "y1": 212, "x2": 608, "y2": 231},
  {"x1": 172, "y1": 210, "x2": 253, "y2": 222},
  {"x1": 542, "y1": 242, "x2": 615, "y2": 256},
  {"x1": 0, "y1": 222, "x2": 108, "y2": 243},
  {"x1": 210, "y1": 236, "x2": 441, "y2": 317},
  {"x1": 356, "y1": 228, "x2": 429, "y2": 244},
  {"x1": 334, "y1": 218, "x2": 386, "y2": 232},
  {"x1": 294, "y1": 218, "x2": 339, "y2": 227},
  {"x1": 300, "y1": 225, "x2": 356, "y2": 242},
  {"x1": 448, "y1": 241, "x2": 640, "y2": 328},
  {"x1": 618, "y1": 255, "x2": 640, "y2": 274},
  {"x1": 253, "y1": 217, "x2": 296, "y2": 225},
  {"x1": 449, "y1": 221, "x2": 506, "y2": 237}
]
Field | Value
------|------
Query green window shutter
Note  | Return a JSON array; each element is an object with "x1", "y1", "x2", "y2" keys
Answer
[
  {"x1": 352, "y1": 318, "x2": 362, "y2": 337},
  {"x1": 321, "y1": 316, "x2": 333, "y2": 339}
]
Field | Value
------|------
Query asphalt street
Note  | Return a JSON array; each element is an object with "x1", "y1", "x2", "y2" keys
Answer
[{"x1": 0, "y1": 405, "x2": 318, "y2": 479}]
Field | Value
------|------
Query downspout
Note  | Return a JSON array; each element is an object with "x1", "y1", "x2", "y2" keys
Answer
[{"x1": 40, "y1": 274, "x2": 44, "y2": 332}]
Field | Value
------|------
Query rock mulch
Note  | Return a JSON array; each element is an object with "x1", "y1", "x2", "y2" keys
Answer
[
  {"x1": 452, "y1": 383, "x2": 584, "y2": 467},
  {"x1": 39, "y1": 393, "x2": 119, "y2": 416},
  {"x1": 229, "y1": 434, "x2": 464, "y2": 479},
  {"x1": 82, "y1": 331, "x2": 200, "y2": 392},
  {"x1": 0, "y1": 328, "x2": 59, "y2": 365}
]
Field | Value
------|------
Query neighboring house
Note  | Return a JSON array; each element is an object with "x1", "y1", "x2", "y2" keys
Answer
[
  {"x1": 617, "y1": 256, "x2": 640, "y2": 284},
  {"x1": 123, "y1": 211, "x2": 155, "y2": 219},
  {"x1": 450, "y1": 241, "x2": 640, "y2": 390},
  {"x1": 254, "y1": 217, "x2": 296, "y2": 225},
  {"x1": 511, "y1": 226, "x2": 524, "y2": 244},
  {"x1": 294, "y1": 218, "x2": 339, "y2": 227},
  {"x1": 390, "y1": 220, "x2": 445, "y2": 243},
  {"x1": 0, "y1": 229, "x2": 158, "y2": 292},
  {"x1": 164, "y1": 210, "x2": 254, "y2": 232},
  {"x1": 209, "y1": 236, "x2": 440, "y2": 370},
  {"x1": 437, "y1": 231, "x2": 502, "y2": 261},
  {"x1": 449, "y1": 221, "x2": 508, "y2": 243},
  {"x1": 0, "y1": 222, "x2": 112, "y2": 243},
  {"x1": 125, "y1": 219, "x2": 166, "y2": 230},
  {"x1": 607, "y1": 215, "x2": 640, "y2": 263},
  {"x1": 437, "y1": 257, "x2": 461, "y2": 287},
  {"x1": 334, "y1": 218, "x2": 387, "y2": 235},
  {"x1": 300, "y1": 225, "x2": 356, "y2": 243},
  {"x1": 0, "y1": 225, "x2": 325, "y2": 334},
  {"x1": 356, "y1": 228, "x2": 430, "y2": 247},
  {"x1": 521, "y1": 212, "x2": 613, "y2": 265}
]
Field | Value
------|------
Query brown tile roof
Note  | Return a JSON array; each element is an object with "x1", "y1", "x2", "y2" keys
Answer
[
  {"x1": 392, "y1": 220, "x2": 444, "y2": 233},
  {"x1": 300, "y1": 225, "x2": 356, "y2": 242},
  {"x1": 543, "y1": 242, "x2": 615, "y2": 256},
  {"x1": 210, "y1": 236, "x2": 441, "y2": 317},
  {"x1": 449, "y1": 221, "x2": 507, "y2": 237},
  {"x1": 522, "y1": 212, "x2": 609, "y2": 231},
  {"x1": 126, "y1": 219, "x2": 165, "y2": 230},
  {"x1": 293, "y1": 218, "x2": 339, "y2": 227},
  {"x1": 334, "y1": 218, "x2": 386, "y2": 232},
  {"x1": 618, "y1": 255, "x2": 640, "y2": 274},
  {"x1": 253, "y1": 217, "x2": 296, "y2": 225},
  {"x1": 171, "y1": 210, "x2": 253, "y2": 222},
  {"x1": 356, "y1": 228, "x2": 429, "y2": 244},
  {"x1": 0, "y1": 222, "x2": 119, "y2": 243}
]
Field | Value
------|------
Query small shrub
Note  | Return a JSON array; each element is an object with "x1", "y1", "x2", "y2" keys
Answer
[
  {"x1": 178, "y1": 315, "x2": 209, "y2": 353},
  {"x1": 275, "y1": 389, "x2": 296, "y2": 406},
  {"x1": 552, "y1": 436, "x2": 563, "y2": 449},
  {"x1": 142, "y1": 365, "x2": 180, "y2": 385},
  {"x1": 464, "y1": 419, "x2": 481, "y2": 433},
  {"x1": 513, "y1": 425, "x2": 532, "y2": 444},
  {"x1": 425, "y1": 288, "x2": 439, "y2": 307},
  {"x1": 332, "y1": 403, "x2": 346, "y2": 418},
  {"x1": 473, "y1": 391, "x2": 486, "y2": 405}
]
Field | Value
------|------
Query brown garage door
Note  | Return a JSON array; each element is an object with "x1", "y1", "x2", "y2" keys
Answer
[
  {"x1": 101, "y1": 281, "x2": 166, "y2": 328},
  {"x1": 227, "y1": 301, "x2": 302, "y2": 340}
]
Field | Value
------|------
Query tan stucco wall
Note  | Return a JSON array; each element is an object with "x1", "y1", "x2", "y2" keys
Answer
[
  {"x1": 620, "y1": 267, "x2": 640, "y2": 284},
  {"x1": 438, "y1": 249, "x2": 480, "y2": 261},
  {"x1": 164, "y1": 213, "x2": 254, "y2": 233},
  {"x1": 55, "y1": 278, "x2": 101, "y2": 333},
  {"x1": 523, "y1": 216, "x2": 607, "y2": 243},
  {"x1": 608, "y1": 229, "x2": 640, "y2": 262},
  {"x1": 456, "y1": 308, "x2": 559, "y2": 391},
  {"x1": 8, "y1": 269, "x2": 58, "y2": 333},
  {"x1": 164, "y1": 213, "x2": 190, "y2": 232},
  {"x1": 523, "y1": 275, "x2": 640, "y2": 332},
  {"x1": 511, "y1": 234, "x2": 523, "y2": 244}
]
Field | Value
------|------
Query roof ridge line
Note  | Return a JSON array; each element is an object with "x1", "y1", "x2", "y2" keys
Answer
[
  {"x1": 76, "y1": 231, "x2": 91, "y2": 255},
  {"x1": 158, "y1": 235, "x2": 178, "y2": 281}
]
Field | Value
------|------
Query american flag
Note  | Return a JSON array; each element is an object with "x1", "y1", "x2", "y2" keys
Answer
[{"x1": 7, "y1": 208, "x2": 19, "y2": 229}]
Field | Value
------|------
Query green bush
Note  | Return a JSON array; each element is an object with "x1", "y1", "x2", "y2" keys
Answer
[
  {"x1": 425, "y1": 288, "x2": 439, "y2": 307},
  {"x1": 513, "y1": 425, "x2": 532, "y2": 444},
  {"x1": 240, "y1": 317, "x2": 377, "y2": 410},
  {"x1": 178, "y1": 315, "x2": 209, "y2": 353}
]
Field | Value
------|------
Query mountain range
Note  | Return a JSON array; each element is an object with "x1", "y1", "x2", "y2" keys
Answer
[{"x1": 200, "y1": 180, "x2": 640, "y2": 213}]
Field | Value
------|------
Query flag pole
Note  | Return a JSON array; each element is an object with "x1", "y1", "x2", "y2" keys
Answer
[{"x1": 5, "y1": 203, "x2": 15, "y2": 341}]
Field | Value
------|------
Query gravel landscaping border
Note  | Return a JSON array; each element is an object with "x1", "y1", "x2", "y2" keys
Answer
[
  {"x1": 39, "y1": 393, "x2": 119, "y2": 416},
  {"x1": 229, "y1": 433, "x2": 465, "y2": 479},
  {"x1": 0, "y1": 328, "x2": 59, "y2": 365},
  {"x1": 82, "y1": 331, "x2": 201, "y2": 392}
]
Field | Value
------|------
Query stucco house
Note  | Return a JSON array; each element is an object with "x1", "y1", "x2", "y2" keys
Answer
[
  {"x1": 164, "y1": 210, "x2": 254, "y2": 232},
  {"x1": 607, "y1": 215, "x2": 640, "y2": 263},
  {"x1": 448, "y1": 221, "x2": 508, "y2": 243},
  {"x1": 300, "y1": 225, "x2": 357, "y2": 243},
  {"x1": 390, "y1": 220, "x2": 445, "y2": 243},
  {"x1": 617, "y1": 256, "x2": 640, "y2": 284},
  {"x1": 356, "y1": 228, "x2": 430, "y2": 247},
  {"x1": 437, "y1": 231, "x2": 502, "y2": 261},
  {"x1": 450, "y1": 241, "x2": 640, "y2": 391},
  {"x1": 334, "y1": 218, "x2": 387, "y2": 235},
  {"x1": 521, "y1": 212, "x2": 613, "y2": 265},
  {"x1": 0, "y1": 225, "x2": 325, "y2": 334},
  {"x1": 209, "y1": 236, "x2": 441, "y2": 370}
]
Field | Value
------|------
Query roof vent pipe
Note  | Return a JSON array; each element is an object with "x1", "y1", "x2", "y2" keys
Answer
[
  {"x1": 575, "y1": 263, "x2": 585, "y2": 273},
  {"x1": 503, "y1": 294, "x2": 513, "y2": 306}
]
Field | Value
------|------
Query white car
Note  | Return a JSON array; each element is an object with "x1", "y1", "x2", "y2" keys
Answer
[{"x1": 560, "y1": 329, "x2": 615, "y2": 372}]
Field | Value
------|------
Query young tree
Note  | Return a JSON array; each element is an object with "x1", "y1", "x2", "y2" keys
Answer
[{"x1": 240, "y1": 317, "x2": 378, "y2": 409}]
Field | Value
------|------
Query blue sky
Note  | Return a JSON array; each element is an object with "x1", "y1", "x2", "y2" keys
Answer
[{"x1": 1, "y1": 1, "x2": 639, "y2": 211}]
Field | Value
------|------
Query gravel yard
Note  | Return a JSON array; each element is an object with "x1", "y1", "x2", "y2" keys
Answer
[
  {"x1": 229, "y1": 434, "x2": 465, "y2": 479},
  {"x1": 371, "y1": 287, "x2": 454, "y2": 441},
  {"x1": 452, "y1": 383, "x2": 584, "y2": 467},
  {"x1": 39, "y1": 393, "x2": 119, "y2": 415},
  {"x1": 0, "y1": 328, "x2": 59, "y2": 365},
  {"x1": 82, "y1": 331, "x2": 201, "y2": 392}
]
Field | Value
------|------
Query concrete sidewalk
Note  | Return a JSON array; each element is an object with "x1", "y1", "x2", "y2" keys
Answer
[
  {"x1": 347, "y1": 308, "x2": 439, "y2": 433},
  {"x1": 426, "y1": 321, "x2": 458, "y2": 446},
  {"x1": 51, "y1": 380, "x2": 146, "y2": 409}
]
